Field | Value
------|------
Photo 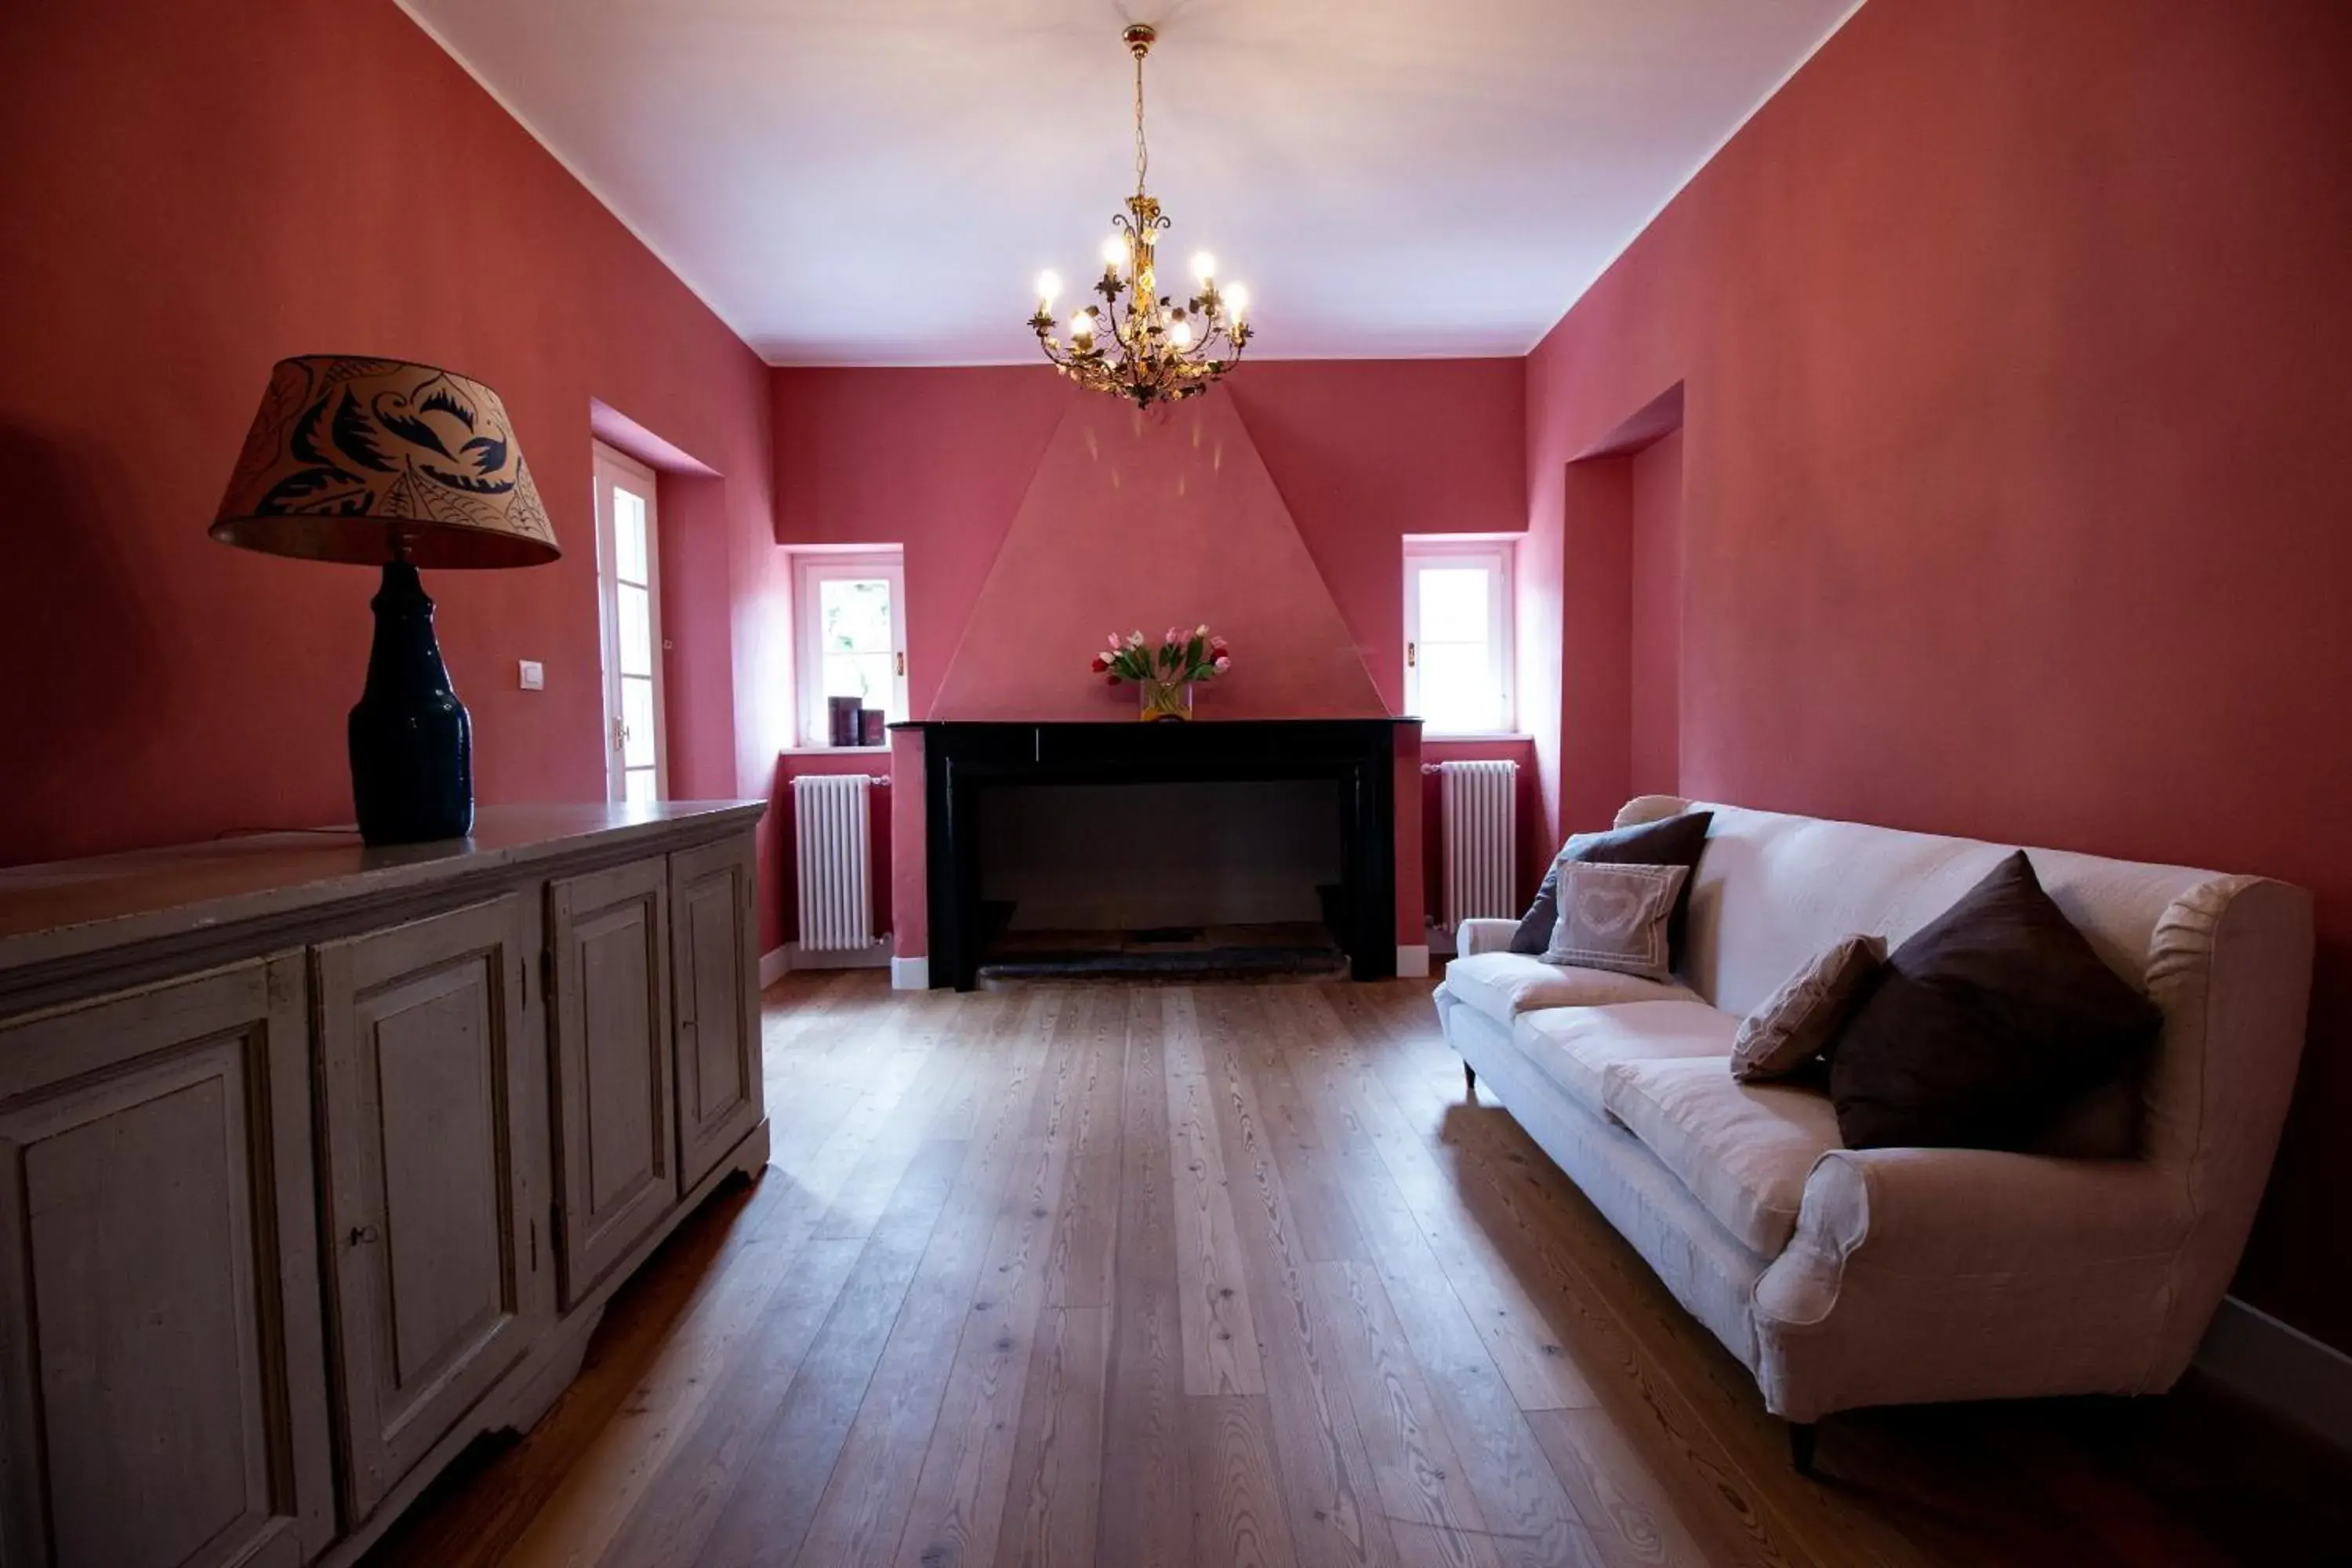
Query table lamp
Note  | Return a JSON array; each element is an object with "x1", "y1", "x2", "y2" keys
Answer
[{"x1": 211, "y1": 356, "x2": 561, "y2": 844}]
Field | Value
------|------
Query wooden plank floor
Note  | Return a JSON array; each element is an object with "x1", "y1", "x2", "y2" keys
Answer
[{"x1": 365, "y1": 975, "x2": 2352, "y2": 1568}]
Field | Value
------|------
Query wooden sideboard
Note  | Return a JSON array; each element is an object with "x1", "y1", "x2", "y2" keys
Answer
[{"x1": 0, "y1": 802, "x2": 771, "y2": 1568}]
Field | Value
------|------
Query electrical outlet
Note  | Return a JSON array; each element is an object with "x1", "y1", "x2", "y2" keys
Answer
[{"x1": 518, "y1": 659, "x2": 545, "y2": 691}]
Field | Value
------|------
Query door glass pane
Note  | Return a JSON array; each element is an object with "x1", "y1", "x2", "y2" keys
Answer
[
  {"x1": 822, "y1": 652, "x2": 895, "y2": 711},
  {"x1": 1417, "y1": 567, "x2": 1490, "y2": 644},
  {"x1": 614, "y1": 488, "x2": 649, "y2": 586},
  {"x1": 624, "y1": 767, "x2": 656, "y2": 804},
  {"x1": 622, "y1": 677, "x2": 655, "y2": 767},
  {"x1": 618, "y1": 583, "x2": 653, "y2": 677},
  {"x1": 1419, "y1": 641, "x2": 1500, "y2": 731},
  {"x1": 819, "y1": 577, "x2": 893, "y2": 655}
]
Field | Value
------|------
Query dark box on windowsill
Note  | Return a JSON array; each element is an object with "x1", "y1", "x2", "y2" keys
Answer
[
  {"x1": 829, "y1": 695, "x2": 862, "y2": 748},
  {"x1": 858, "y1": 708, "x2": 887, "y2": 747}
]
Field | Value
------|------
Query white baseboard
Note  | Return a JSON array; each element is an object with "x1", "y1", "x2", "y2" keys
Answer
[
  {"x1": 1396, "y1": 944, "x2": 1431, "y2": 979},
  {"x1": 768, "y1": 939, "x2": 892, "y2": 978},
  {"x1": 890, "y1": 956, "x2": 930, "y2": 991},
  {"x1": 796, "y1": 939, "x2": 891, "y2": 971},
  {"x1": 2195, "y1": 1294, "x2": 2352, "y2": 1451}
]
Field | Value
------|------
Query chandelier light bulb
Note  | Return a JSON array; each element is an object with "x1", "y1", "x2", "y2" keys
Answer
[
  {"x1": 1169, "y1": 319, "x2": 1194, "y2": 350},
  {"x1": 1035, "y1": 270, "x2": 1062, "y2": 306},
  {"x1": 1192, "y1": 252, "x2": 1217, "y2": 284},
  {"x1": 1101, "y1": 234, "x2": 1128, "y2": 270},
  {"x1": 1069, "y1": 310, "x2": 1096, "y2": 341},
  {"x1": 1224, "y1": 283, "x2": 1250, "y2": 319}
]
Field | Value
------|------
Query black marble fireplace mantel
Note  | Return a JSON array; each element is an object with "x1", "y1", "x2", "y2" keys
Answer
[{"x1": 898, "y1": 719, "x2": 1408, "y2": 991}]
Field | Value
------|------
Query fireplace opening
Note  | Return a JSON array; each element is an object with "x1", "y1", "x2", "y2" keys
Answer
[
  {"x1": 909, "y1": 720, "x2": 1400, "y2": 990},
  {"x1": 973, "y1": 779, "x2": 1349, "y2": 984}
]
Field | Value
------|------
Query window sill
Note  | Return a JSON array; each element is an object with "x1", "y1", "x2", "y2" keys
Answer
[
  {"x1": 780, "y1": 743, "x2": 891, "y2": 757},
  {"x1": 1421, "y1": 731, "x2": 1536, "y2": 743}
]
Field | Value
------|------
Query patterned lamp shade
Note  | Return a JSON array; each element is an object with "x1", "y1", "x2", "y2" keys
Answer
[{"x1": 211, "y1": 356, "x2": 559, "y2": 568}]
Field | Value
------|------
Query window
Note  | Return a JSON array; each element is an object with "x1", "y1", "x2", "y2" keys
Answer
[
  {"x1": 794, "y1": 550, "x2": 909, "y2": 747},
  {"x1": 593, "y1": 443, "x2": 667, "y2": 803},
  {"x1": 1404, "y1": 539, "x2": 1515, "y2": 735}
]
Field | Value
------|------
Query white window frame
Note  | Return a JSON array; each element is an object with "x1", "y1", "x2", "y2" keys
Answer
[
  {"x1": 1403, "y1": 537, "x2": 1517, "y2": 736},
  {"x1": 592, "y1": 441, "x2": 669, "y2": 802},
  {"x1": 793, "y1": 549, "x2": 909, "y2": 749}
]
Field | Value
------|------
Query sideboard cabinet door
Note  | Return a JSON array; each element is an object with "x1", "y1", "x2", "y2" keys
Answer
[
  {"x1": 547, "y1": 856, "x2": 676, "y2": 1307},
  {"x1": 670, "y1": 833, "x2": 764, "y2": 1192},
  {"x1": 314, "y1": 894, "x2": 549, "y2": 1520},
  {"x1": 0, "y1": 955, "x2": 332, "y2": 1568}
]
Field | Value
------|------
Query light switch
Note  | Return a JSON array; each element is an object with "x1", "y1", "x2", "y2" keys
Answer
[{"x1": 518, "y1": 659, "x2": 545, "y2": 691}]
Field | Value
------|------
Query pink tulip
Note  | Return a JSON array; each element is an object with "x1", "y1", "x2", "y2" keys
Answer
[
  {"x1": 1214, "y1": 655, "x2": 1231, "y2": 672},
  {"x1": 1210, "y1": 636, "x2": 1229, "y2": 652},
  {"x1": 1195, "y1": 623, "x2": 1208, "y2": 637}
]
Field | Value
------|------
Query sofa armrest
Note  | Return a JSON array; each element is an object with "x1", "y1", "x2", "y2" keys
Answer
[
  {"x1": 1751, "y1": 1146, "x2": 2192, "y2": 1419},
  {"x1": 1787, "y1": 1148, "x2": 2183, "y2": 1278},
  {"x1": 1456, "y1": 918, "x2": 1520, "y2": 958}
]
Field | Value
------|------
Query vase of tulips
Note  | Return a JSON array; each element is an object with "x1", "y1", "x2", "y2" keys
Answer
[{"x1": 1091, "y1": 626, "x2": 1232, "y2": 721}]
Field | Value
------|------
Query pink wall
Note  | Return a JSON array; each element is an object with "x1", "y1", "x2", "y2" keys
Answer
[
  {"x1": 1523, "y1": 0, "x2": 2352, "y2": 1351},
  {"x1": 2, "y1": 0, "x2": 794, "y2": 945},
  {"x1": 772, "y1": 361, "x2": 1526, "y2": 710},
  {"x1": 1628, "y1": 427, "x2": 1685, "y2": 797},
  {"x1": 775, "y1": 361, "x2": 1526, "y2": 956},
  {"x1": 929, "y1": 392, "x2": 1385, "y2": 721}
]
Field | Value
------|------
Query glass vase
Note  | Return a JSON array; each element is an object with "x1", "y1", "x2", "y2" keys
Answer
[{"x1": 1138, "y1": 673, "x2": 1193, "y2": 722}]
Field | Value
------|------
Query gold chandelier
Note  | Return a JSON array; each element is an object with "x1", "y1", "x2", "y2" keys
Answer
[{"x1": 1028, "y1": 24, "x2": 1251, "y2": 408}]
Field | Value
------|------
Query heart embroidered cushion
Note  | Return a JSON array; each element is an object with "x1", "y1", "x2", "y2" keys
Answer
[
  {"x1": 1540, "y1": 862, "x2": 1690, "y2": 983},
  {"x1": 1510, "y1": 811, "x2": 1714, "y2": 971}
]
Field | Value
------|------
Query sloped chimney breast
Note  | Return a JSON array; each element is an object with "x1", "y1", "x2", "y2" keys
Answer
[{"x1": 928, "y1": 392, "x2": 1387, "y2": 720}]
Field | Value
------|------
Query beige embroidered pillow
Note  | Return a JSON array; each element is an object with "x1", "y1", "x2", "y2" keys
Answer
[
  {"x1": 1730, "y1": 934, "x2": 1888, "y2": 1081},
  {"x1": 1541, "y1": 862, "x2": 1690, "y2": 982}
]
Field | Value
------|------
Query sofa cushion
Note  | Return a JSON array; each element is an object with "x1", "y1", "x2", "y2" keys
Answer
[
  {"x1": 1731, "y1": 934, "x2": 1886, "y2": 1081},
  {"x1": 1511, "y1": 811, "x2": 1715, "y2": 965},
  {"x1": 1540, "y1": 862, "x2": 1688, "y2": 982},
  {"x1": 1512, "y1": 1000, "x2": 1737, "y2": 1119},
  {"x1": 1602, "y1": 1056, "x2": 1843, "y2": 1255},
  {"x1": 1442, "y1": 952, "x2": 1697, "y2": 1030},
  {"x1": 1828, "y1": 852, "x2": 2163, "y2": 1152}
]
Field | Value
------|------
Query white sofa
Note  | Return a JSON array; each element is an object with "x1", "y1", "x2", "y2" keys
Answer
[{"x1": 1433, "y1": 796, "x2": 2314, "y2": 1430}]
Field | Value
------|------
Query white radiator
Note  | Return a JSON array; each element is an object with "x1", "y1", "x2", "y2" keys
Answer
[
  {"x1": 793, "y1": 774, "x2": 875, "y2": 953},
  {"x1": 1439, "y1": 759, "x2": 1519, "y2": 936}
]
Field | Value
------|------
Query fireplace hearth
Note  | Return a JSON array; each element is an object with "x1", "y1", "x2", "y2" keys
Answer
[{"x1": 903, "y1": 720, "x2": 1405, "y2": 991}]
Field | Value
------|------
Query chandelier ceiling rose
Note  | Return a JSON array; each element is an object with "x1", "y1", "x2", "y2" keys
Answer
[{"x1": 1027, "y1": 23, "x2": 1251, "y2": 408}]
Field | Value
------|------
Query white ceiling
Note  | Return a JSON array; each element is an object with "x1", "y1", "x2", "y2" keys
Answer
[{"x1": 399, "y1": 0, "x2": 1862, "y2": 365}]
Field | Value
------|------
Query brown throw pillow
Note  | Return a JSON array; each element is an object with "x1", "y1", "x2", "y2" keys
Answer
[
  {"x1": 1826, "y1": 852, "x2": 2161, "y2": 1152},
  {"x1": 1730, "y1": 935, "x2": 1887, "y2": 1081},
  {"x1": 1512, "y1": 810, "x2": 1714, "y2": 968},
  {"x1": 1540, "y1": 862, "x2": 1689, "y2": 983}
]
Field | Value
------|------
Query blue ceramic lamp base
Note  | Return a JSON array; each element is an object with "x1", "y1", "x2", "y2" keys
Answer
[{"x1": 349, "y1": 561, "x2": 474, "y2": 845}]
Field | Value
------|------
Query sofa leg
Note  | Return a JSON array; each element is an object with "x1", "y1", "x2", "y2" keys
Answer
[
  {"x1": 1788, "y1": 1421, "x2": 1819, "y2": 1478},
  {"x1": 1463, "y1": 1061, "x2": 1476, "y2": 1096}
]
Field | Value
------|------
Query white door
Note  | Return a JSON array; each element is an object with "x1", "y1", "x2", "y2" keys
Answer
[{"x1": 593, "y1": 443, "x2": 667, "y2": 804}]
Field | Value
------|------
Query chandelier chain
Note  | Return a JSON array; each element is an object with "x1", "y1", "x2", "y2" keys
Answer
[{"x1": 1133, "y1": 47, "x2": 1148, "y2": 196}]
